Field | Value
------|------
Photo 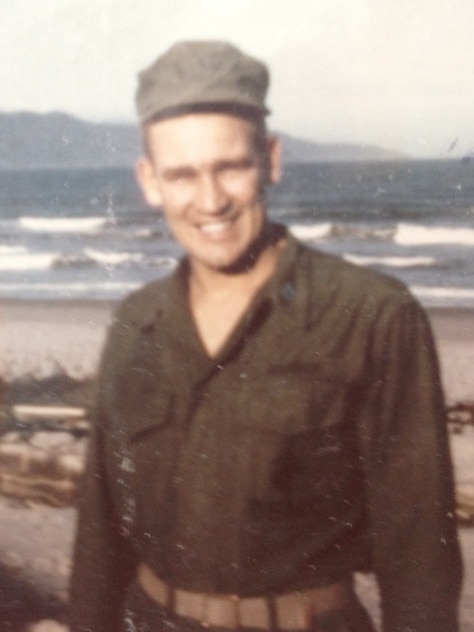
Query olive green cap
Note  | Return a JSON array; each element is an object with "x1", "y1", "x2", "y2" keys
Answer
[{"x1": 135, "y1": 41, "x2": 270, "y2": 123}]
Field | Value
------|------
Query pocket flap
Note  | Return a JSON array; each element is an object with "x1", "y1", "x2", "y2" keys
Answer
[
  {"x1": 103, "y1": 365, "x2": 174, "y2": 440},
  {"x1": 234, "y1": 364, "x2": 350, "y2": 435}
]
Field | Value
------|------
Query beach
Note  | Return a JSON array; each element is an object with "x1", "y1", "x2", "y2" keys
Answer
[
  {"x1": 0, "y1": 298, "x2": 473, "y2": 631},
  {"x1": 1, "y1": 299, "x2": 473, "y2": 403}
]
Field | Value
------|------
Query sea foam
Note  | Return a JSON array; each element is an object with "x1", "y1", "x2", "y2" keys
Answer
[
  {"x1": 395, "y1": 224, "x2": 474, "y2": 246},
  {"x1": 19, "y1": 216, "x2": 107, "y2": 234},
  {"x1": 0, "y1": 252, "x2": 59, "y2": 271},
  {"x1": 289, "y1": 223, "x2": 333, "y2": 240},
  {"x1": 344, "y1": 254, "x2": 437, "y2": 268},
  {"x1": 84, "y1": 248, "x2": 144, "y2": 267}
]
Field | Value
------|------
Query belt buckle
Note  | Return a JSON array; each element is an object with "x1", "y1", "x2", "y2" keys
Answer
[{"x1": 202, "y1": 593, "x2": 240, "y2": 629}]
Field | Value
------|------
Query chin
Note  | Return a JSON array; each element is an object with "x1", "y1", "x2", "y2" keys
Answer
[
  {"x1": 212, "y1": 248, "x2": 260, "y2": 274},
  {"x1": 188, "y1": 226, "x2": 272, "y2": 274},
  {"x1": 191, "y1": 241, "x2": 251, "y2": 272},
  {"x1": 201, "y1": 256, "x2": 243, "y2": 273}
]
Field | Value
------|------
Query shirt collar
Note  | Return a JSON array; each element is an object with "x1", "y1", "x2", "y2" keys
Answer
[
  {"x1": 264, "y1": 227, "x2": 312, "y2": 328},
  {"x1": 132, "y1": 224, "x2": 311, "y2": 333}
]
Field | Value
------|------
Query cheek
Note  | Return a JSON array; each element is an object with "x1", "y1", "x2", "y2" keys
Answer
[
  {"x1": 162, "y1": 209, "x2": 189, "y2": 233},
  {"x1": 160, "y1": 187, "x2": 193, "y2": 215},
  {"x1": 226, "y1": 175, "x2": 263, "y2": 204}
]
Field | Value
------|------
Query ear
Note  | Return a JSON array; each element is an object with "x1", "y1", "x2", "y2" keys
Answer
[
  {"x1": 266, "y1": 136, "x2": 281, "y2": 185},
  {"x1": 135, "y1": 157, "x2": 163, "y2": 207}
]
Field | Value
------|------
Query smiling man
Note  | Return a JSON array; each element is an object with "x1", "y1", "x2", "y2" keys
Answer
[
  {"x1": 135, "y1": 110, "x2": 283, "y2": 357},
  {"x1": 70, "y1": 42, "x2": 462, "y2": 632}
]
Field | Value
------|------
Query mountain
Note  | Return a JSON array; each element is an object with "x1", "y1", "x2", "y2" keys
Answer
[
  {"x1": 0, "y1": 111, "x2": 407, "y2": 169},
  {"x1": 278, "y1": 132, "x2": 407, "y2": 163},
  {"x1": 0, "y1": 112, "x2": 140, "y2": 170}
]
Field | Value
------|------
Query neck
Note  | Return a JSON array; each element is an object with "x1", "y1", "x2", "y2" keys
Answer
[{"x1": 188, "y1": 224, "x2": 286, "y2": 298}]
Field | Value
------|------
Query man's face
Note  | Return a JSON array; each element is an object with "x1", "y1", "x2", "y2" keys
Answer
[{"x1": 136, "y1": 113, "x2": 280, "y2": 274}]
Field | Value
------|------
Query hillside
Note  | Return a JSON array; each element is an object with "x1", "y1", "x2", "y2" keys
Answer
[{"x1": 0, "y1": 111, "x2": 407, "y2": 169}]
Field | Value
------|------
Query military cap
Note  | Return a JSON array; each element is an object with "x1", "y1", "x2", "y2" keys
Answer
[{"x1": 135, "y1": 40, "x2": 270, "y2": 123}]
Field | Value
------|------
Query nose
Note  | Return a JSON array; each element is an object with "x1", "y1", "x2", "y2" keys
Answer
[{"x1": 196, "y1": 173, "x2": 228, "y2": 215}]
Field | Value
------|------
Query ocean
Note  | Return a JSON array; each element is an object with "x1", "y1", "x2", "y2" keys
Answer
[{"x1": 1, "y1": 159, "x2": 474, "y2": 307}]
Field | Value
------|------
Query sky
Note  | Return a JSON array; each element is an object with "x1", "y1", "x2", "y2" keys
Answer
[{"x1": 2, "y1": 0, "x2": 474, "y2": 158}]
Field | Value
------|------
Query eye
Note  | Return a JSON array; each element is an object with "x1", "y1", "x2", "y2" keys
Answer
[
  {"x1": 163, "y1": 168, "x2": 196, "y2": 183},
  {"x1": 218, "y1": 159, "x2": 255, "y2": 176}
]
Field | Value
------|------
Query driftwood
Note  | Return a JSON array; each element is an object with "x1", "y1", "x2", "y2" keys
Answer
[
  {"x1": 0, "y1": 473, "x2": 77, "y2": 507},
  {"x1": 12, "y1": 404, "x2": 87, "y2": 420},
  {"x1": 1, "y1": 405, "x2": 90, "y2": 438},
  {"x1": 0, "y1": 405, "x2": 88, "y2": 506},
  {"x1": 0, "y1": 441, "x2": 86, "y2": 506},
  {"x1": 456, "y1": 486, "x2": 474, "y2": 525},
  {"x1": 447, "y1": 401, "x2": 474, "y2": 432}
]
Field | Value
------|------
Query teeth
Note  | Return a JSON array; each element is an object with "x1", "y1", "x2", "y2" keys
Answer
[{"x1": 199, "y1": 221, "x2": 231, "y2": 234}]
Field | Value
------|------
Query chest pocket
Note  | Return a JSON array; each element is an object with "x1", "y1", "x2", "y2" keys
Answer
[
  {"x1": 227, "y1": 363, "x2": 360, "y2": 506},
  {"x1": 234, "y1": 362, "x2": 354, "y2": 434},
  {"x1": 105, "y1": 365, "x2": 174, "y2": 439},
  {"x1": 103, "y1": 326, "x2": 176, "y2": 438}
]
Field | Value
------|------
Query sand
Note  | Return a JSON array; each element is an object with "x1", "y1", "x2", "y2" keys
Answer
[
  {"x1": 0, "y1": 300, "x2": 115, "y2": 382},
  {"x1": 429, "y1": 308, "x2": 474, "y2": 405},
  {"x1": 0, "y1": 299, "x2": 473, "y2": 631}
]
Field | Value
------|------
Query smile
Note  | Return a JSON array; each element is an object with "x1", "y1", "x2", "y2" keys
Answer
[{"x1": 198, "y1": 219, "x2": 235, "y2": 236}]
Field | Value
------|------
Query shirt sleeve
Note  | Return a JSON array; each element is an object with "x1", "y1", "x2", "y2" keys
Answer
[
  {"x1": 69, "y1": 310, "x2": 137, "y2": 632},
  {"x1": 69, "y1": 408, "x2": 136, "y2": 632},
  {"x1": 358, "y1": 298, "x2": 463, "y2": 632}
]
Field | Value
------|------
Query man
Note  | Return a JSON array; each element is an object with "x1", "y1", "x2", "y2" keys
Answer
[{"x1": 70, "y1": 41, "x2": 462, "y2": 632}]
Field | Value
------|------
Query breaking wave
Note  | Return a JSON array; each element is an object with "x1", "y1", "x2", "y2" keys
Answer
[{"x1": 19, "y1": 216, "x2": 107, "y2": 234}]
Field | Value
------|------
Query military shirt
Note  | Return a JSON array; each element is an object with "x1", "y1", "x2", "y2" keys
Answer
[{"x1": 70, "y1": 229, "x2": 462, "y2": 632}]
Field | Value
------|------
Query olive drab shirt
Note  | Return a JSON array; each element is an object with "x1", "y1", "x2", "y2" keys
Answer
[{"x1": 70, "y1": 230, "x2": 462, "y2": 632}]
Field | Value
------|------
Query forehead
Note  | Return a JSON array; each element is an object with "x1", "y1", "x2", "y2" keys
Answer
[{"x1": 144, "y1": 112, "x2": 258, "y2": 167}]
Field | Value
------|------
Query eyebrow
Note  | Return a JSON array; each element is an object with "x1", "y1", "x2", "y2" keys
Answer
[
  {"x1": 161, "y1": 166, "x2": 196, "y2": 180},
  {"x1": 215, "y1": 157, "x2": 256, "y2": 171}
]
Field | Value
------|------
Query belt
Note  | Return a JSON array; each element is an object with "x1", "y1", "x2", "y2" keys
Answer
[{"x1": 137, "y1": 563, "x2": 354, "y2": 630}]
